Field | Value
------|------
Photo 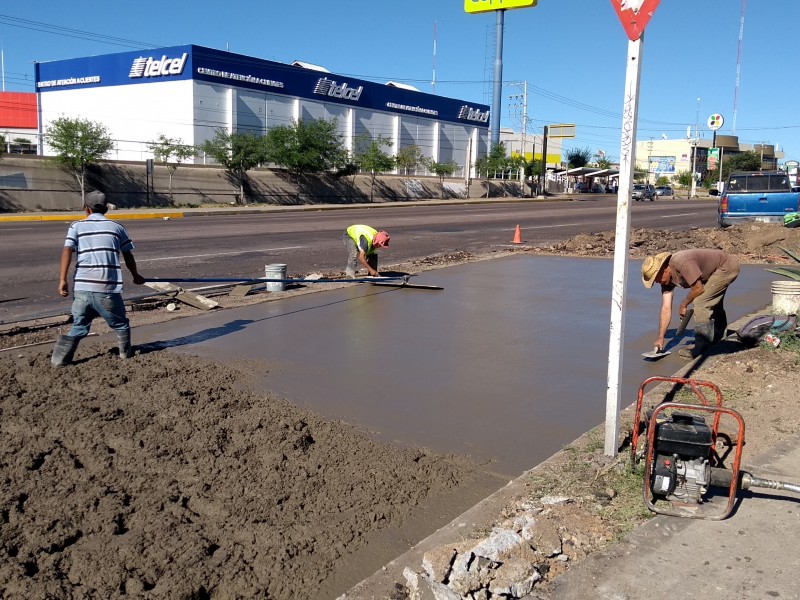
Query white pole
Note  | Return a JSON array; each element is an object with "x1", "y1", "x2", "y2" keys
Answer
[
  {"x1": 690, "y1": 139, "x2": 698, "y2": 198},
  {"x1": 605, "y1": 36, "x2": 644, "y2": 457}
]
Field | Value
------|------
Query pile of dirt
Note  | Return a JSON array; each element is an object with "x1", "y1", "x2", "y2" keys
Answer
[
  {"x1": 0, "y1": 350, "x2": 478, "y2": 598},
  {"x1": 534, "y1": 223, "x2": 800, "y2": 262}
]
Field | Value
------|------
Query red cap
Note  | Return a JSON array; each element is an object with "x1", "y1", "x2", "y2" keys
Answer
[{"x1": 373, "y1": 230, "x2": 390, "y2": 247}]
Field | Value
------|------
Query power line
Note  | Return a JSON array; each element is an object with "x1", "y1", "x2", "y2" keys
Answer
[{"x1": 0, "y1": 14, "x2": 162, "y2": 49}]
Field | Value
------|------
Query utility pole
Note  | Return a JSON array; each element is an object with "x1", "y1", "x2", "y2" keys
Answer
[
  {"x1": 647, "y1": 137, "x2": 654, "y2": 184},
  {"x1": 691, "y1": 97, "x2": 700, "y2": 198}
]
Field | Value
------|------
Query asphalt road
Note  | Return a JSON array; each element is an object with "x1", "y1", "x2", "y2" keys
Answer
[{"x1": 0, "y1": 197, "x2": 719, "y2": 323}]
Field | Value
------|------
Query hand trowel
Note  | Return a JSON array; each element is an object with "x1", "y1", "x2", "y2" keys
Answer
[{"x1": 641, "y1": 308, "x2": 694, "y2": 360}]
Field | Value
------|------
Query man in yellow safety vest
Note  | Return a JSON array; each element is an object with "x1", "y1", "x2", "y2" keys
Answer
[{"x1": 343, "y1": 224, "x2": 390, "y2": 278}]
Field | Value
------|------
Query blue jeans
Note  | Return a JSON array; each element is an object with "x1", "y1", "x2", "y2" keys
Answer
[{"x1": 68, "y1": 291, "x2": 130, "y2": 339}]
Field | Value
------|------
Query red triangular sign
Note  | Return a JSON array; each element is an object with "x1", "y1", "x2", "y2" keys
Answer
[{"x1": 611, "y1": 0, "x2": 661, "y2": 41}]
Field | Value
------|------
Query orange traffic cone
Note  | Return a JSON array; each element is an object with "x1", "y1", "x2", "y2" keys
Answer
[{"x1": 511, "y1": 224, "x2": 522, "y2": 244}]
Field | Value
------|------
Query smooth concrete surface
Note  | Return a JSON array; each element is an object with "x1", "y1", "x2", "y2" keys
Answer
[{"x1": 135, "y1": 256, "x2": 778, "y2": 478}]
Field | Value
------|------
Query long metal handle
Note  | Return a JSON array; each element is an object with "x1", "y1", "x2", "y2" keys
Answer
[{"x1": 143, "y1": 276, "x2": 409, "y2": 284}]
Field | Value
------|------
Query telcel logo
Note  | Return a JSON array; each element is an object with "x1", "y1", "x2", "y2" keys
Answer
[
  {"x1": 313, "y1": 78, "x2": 363, "y2": 102},
  {"x1": 129, "y1": 53, "x2": 189, "y2": 79},
  {"x1": 458, "y1": 105, "x2": 490, "y2": 123}
]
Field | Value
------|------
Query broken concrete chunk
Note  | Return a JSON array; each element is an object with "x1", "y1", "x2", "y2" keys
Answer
[
  {"x1": 422, "y1": 545, "x2": 458, "y2": 583},
  {"x1": 470, "y1": 528, "x2": 526, "y2": 562},
  {"x1": 488, "y1": 556, "x2": 541, "y2": 598}
]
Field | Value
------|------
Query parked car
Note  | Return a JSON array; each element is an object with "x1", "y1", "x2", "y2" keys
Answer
[
  {"x1": 573, "y1": 182, "x2": 589, "y2": 193},
  {"x1": 632, "y1": 184, "x2": 655, "y2": 201},
  {"x1": 655, "y1": 185, "x2": 673, "y2": 197},
  {"x1": 718, "y1": 171, "x2": 799, "y2": 227}
]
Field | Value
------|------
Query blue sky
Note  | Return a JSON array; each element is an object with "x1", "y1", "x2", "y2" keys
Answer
[{"x1": 2, "y1": 1, "x2": 798, "y2": 162}]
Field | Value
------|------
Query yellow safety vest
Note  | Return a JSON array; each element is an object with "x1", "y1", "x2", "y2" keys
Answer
[{"x1": 346, "y1": 225, "x2": 378, "y2": 255}]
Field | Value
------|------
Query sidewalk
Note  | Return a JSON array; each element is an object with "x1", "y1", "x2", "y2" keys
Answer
[
  {"x1": 0, "y1": 195, "x2": 551, "y2": 222},
  {"x1": 549, "y1": 433, "x2": 800, "y2": 600}
]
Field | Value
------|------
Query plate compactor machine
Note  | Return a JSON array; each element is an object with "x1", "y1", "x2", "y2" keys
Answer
[{"x1": 630, "y1": 377, "x2": 800, "y2": 520}]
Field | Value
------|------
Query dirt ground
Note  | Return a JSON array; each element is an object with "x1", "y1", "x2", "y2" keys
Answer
[{"x1": 2, "y1": 223, "x2": 800, "y2": 599}]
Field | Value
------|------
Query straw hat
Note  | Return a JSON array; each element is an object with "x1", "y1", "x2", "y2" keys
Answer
[{"x1": 641, "y1": 252, "x2": 671, "y2": 288}]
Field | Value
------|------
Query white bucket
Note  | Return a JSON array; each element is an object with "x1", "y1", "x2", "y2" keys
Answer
[
  {"x1": 771, "y1": 280, "x2": 800, "y2": 315},
  {"x1": 265, "y1": 264, "x2": 288, "y2": 292}
]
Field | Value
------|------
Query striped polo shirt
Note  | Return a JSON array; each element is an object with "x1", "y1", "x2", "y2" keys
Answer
[{"x1": 64, "y1": 214, "x2": 135, "y2": 293}]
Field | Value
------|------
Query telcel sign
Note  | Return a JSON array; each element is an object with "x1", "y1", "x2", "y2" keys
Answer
[{"x1": 465, "y1": 0, "x2": 537, "y2": 14}]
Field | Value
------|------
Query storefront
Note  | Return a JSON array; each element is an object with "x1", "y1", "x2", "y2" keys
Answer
[{"x1": 35, "y1": 45, "x2": 490, "y2": 176}]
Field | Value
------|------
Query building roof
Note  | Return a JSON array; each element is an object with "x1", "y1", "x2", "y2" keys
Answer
[
  {"x1": 290, "y1": 60, "x2": 330, "y2": 73},
  {"x1": 385, "y1": 81, "x2": 420, "y2": 92}
]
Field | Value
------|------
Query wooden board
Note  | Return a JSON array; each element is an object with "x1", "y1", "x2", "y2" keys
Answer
[{"x1": 144, "y1": 282, "x2": 219, "y2": 310}]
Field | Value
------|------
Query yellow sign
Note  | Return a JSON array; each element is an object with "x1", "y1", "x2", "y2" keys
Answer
[
  {"x1": 465, "y1": 0, "x2": 537, "y2": 14},
  {"x1": 548, "y1": 123, "x2": 576, "y2": 138}
]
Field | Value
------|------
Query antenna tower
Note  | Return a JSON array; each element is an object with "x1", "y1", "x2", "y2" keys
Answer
[
  {"x1": 483, "y1": 25, "x2": 496, "y2": 105},
  {"x1": 432, "y1": 21, "x2": 437, "y2": 94},
  {"x1": 732, "y1": 0, "x2": 745, "y2": 133}
]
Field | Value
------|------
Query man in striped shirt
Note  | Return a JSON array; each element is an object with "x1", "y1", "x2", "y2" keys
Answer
[{"x1": 52, "y1": 190, "x2": 145, "y2": 367}]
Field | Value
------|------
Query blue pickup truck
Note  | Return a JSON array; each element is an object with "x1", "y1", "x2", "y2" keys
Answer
[{"x1": 718, "y1": 171, "x2": 800, "y2": 227}]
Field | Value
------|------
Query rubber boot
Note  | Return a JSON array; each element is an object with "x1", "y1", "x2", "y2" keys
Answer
[
  {"x1": 679, "y1": 321, "x2": 714, "y2": 359},
  {"x1": 713, "y1": 315, "x2": 728, "y2": 343},
  {"x1": 51, "y1": 335, "x2": 80, "y2": 367},
  {"x1": 117, "y1": 330, "x2": 133, "y2": 359}
]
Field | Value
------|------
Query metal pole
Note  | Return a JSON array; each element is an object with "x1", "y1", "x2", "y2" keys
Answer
[
  {"x1": 490, "y1": 9, "x2": 505, "y2": 148},
  {"x1": 538, "y1": 126, "x2": 548, "y2": 198},
  {"x1": 605, "y1": 36, "x2": 644, "y2": 458},
  {"x1": 690, "y1": 139, "x2": 698, "y2": 198},
  {"x1": 520, "y1": 80, "x2": 527, "y2": 197}
]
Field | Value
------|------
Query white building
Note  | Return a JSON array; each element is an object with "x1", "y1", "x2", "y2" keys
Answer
[{"x1": 35, "y1": 45, "x2": 490, "y2": 176}]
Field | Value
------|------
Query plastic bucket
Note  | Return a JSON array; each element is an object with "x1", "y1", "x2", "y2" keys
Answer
[
  {"x1": 771, "y1": 280, "x2": 800, "y2": 315},
  {"x1": 265, "y1": 264, "x2": 288, "y2": 292}
]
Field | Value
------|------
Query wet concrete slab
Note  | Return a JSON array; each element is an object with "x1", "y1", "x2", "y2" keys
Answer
[{"x1": 136, "y1": 255, "x2": 777, "y2": 477}]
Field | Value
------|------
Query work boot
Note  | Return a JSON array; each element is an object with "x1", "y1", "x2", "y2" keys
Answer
[
  {"x1": 51, "y1": 335, "x2": 80, "y2": 367},
  {"x1": 678, "y1": 321, "x2": 715, "y2": 360},
  {"x1": 117, "y1": 330, "x2": 133, "y2": 359},
  {"x1": 713, "y1": 315, "x2": 729, "y2": 343}
]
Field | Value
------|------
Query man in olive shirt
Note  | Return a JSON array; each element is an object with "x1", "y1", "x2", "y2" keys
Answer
[{"x1": 641, "y1": 249, "x2": 740, "y2": 358}]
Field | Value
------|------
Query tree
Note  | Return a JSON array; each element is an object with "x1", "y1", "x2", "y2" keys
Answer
[
  {"x1": 353, "y1": 134, "x2": 395, "y2": 202},
  {"x1": 703, "y1": 150, "x2": 762, "y2": 190},
  {"x1": 426, "y1": 159, "x2": 458, "y2": 198},
  {"x1": 723, "y1": 150, "x2": 762, "y2": 179},
  {"x1": 595, "y1": 156, "x2": 613, "y2": 169},
  {"x1": 676, "y1": 170, "x2": 693, "y2": 188},
  {"x1": 201, "y1": 129, "x2": 266, "y2": 204},
  {"x1": 395, "y1": 144, "x2": 424, "y2": 175},
  {"x1": 147, "y1": 134, "x2": 196, "y2": 203},
  {"x1": 45, "y1": 116, "x2": 113, "y2": 202},
  {"x1": 475, "y1": 143, "x2": 510, "y2": 178},
  {"x1": 565, "y1": 147, "x2": 592, "y2": 169},
  {"x1": 263, "y1": 118, "x2": 347, "y2": 183}
]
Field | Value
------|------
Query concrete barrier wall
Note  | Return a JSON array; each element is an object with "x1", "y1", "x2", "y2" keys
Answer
[{"x1": 0, "y1": 156, "x2": 526, "y2": 212}]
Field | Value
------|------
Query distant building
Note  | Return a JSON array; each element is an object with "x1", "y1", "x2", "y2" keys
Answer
[
  {"x1": 0, "y1": 92, "x2": 38, "y2": 153},
  {"x1": 636, "y1": 136, "x2": 784, "y2": 182},
  {"x1": 499, "y1": 128, "x2": 562, "y2": 167},
  {"x1": 34, "y1": 45, "x2": 490, "y2": 177}
]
